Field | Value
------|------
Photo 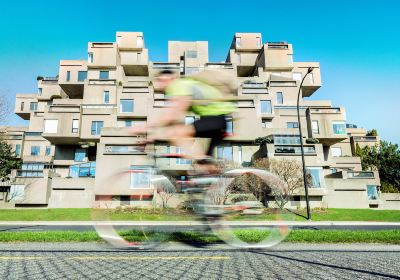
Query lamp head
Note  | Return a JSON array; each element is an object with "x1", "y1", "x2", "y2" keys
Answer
[{"x1": 307, "y1": 67, "x2": 314, "y2": 74}]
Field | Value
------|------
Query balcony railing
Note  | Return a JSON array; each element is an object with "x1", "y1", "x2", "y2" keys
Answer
[
  {"x1": 152, "y1": 62, "x2": 180, "y2": 69},
  {"x1": 348, "y1": 171, "x2": 375, "y2": 179},
  {"x1": 205, "y1": 63, "x2": 234, "y2": 69},
  {"x1": 267, "y1": 42, "x2": 289, "y2": 49}
]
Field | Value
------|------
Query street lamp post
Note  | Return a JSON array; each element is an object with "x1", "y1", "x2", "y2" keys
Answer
[{"x1": 296, "y1": 67, "x2": 313, "y2": 220}]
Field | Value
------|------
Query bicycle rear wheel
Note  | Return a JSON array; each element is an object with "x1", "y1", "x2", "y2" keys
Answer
[
  {"x1": 204, "y1": 168, "x2": 297, "y2": 249},
  {"x1": 91, "y1": 168, "x2": 176, "y2": 249}
]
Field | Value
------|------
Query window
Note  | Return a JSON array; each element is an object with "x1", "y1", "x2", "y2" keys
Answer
[
  {"x1": 20, "y1": 102, "x2": 24, "y2": 111},
  {"x1": 72, "y1": 119, "x2": 79, "y2": 133},
  {"x1": 186, "y1": 50, "x2": 197, "y2": 59},
  {"x1": 331, "y1": 147, "x2": 342, "y2": 157},
  {"x1": 332, "y1": 122, "x2": 346, "y2": 135},
  {"x1": 236, "y1": 37, "x2": 241, "y2": 47},
  {"x1": 103, "y1": 91, "x2": 110, "y2": 104},
  {"x1": 287, "y1": 122, "x2": 299, "y2": 128},
  {"x1": 217, "y1": 146, "x2": 233, "y2": 161},
  {"x1": 287, "y1": 54, "x2": 293, "y2": 64},
  {"x1": 120, "y1": 99, "x2": 134, "y2": 113},
  {"x1": 238, "y1": 146, "x2": 242, "y2": 163},
  {"x1": 15, "y1": 144, "x2": 21, "y2": 157},
  {"x1": 137, "y1": 36, "x2": 143, "y2": 48},
  {"x1": 275, "y1": 145, "x2": 316, "y2": 154},
  {"x1": 99, "y1": 71, "x2": 109, "y2": 80},
  {"x1": 91, "y1": 121, "x2": 104, "y2": 135},
  {"x1": 312, "y1": 120, "x2": 320, "y2": 134},
  {"x1": 137, "y1": 53, "x2": 141, "y2": 63},
  {"x1": 88, "y1": 52, "x2": 93, "y2": 63},
  {"x1": 185, "y1": 67, "x2": 200, "y2": 75},
  {"x1": 185, "y1": 116, "x2": 195, "y2": 125},
  {"x1": 277, "y1": 92, "x2": 283, "y2": 104},
  {"x1": 237, "y1": 53, "x2": 241, "y2": 64},
  {"x1": 45, "y1": 146, "x2": 51, "y2": 156},
  {"x1": 262, "y1": 119, "x2": 272, "y2": 128},
  {"x1": 74, "y1": 148, "x2": 87, "y2": 162},
  {"x1": 69, "y1": 162, "x2": 96, "y2": 178},
  {"x1": 367, "y1": 185, "x2": 378, "y2": 200},
  {"x1": 226, "y1": 117, "x2": 233, "y2": 135},
  {"x1": 306, "y1": 167, "x2": 325, "y2": 188},
  {"x1": 30, "y1": 102, "x2": 38, "y2": 111},
  {"x1": 293, "y1": 72, "x2": 302, "y2": 81},
  {"x1": 78, "y1": 71, "x2": 87, "y2": 82},
  {"x1": 256, "y1": 37, "x2": 261, "y2": 47},
  {"x1": 38, "y1": 88, "x2": 42, "y2": 96},
  {"x1": 31, "y1": 146, "x2": 40, "y2": 156},
  {"x1": 44, "y1": 119, "x2": 58, "y2": 133},
  {"x1": 18, "y1": 163, "x2": 44, "y2": 177},
  {"x1": 66, "y1": 71, "x2": 71, "y2": 82},
  {"x1": 274, "y1": 135, "x2": 301, "y2": 145},
  {"x1": 309, "y1": 73, "x2": 314, "y2": 84},
  {"x1": 130, "y1": 166, "x2": 151, "y2": 189},
  {"x1": 260, "y1": 100, "x2": 272, "y2": 114}
]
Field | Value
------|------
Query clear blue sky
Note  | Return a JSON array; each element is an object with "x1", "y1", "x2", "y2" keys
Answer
[{"x1": 1, "y1": 0, "x2": 399, "y2": 144}]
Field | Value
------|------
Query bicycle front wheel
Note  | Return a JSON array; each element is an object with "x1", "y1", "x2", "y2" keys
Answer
[{"x1": 204, "y1": 168, "x2": 297, "y2": 249}]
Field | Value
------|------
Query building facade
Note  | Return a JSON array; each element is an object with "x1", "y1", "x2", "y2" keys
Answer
[{"x1": 2, "y1": 31, "x2": 397, "y2": 209}]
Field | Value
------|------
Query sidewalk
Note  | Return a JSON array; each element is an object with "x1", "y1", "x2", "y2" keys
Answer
[{"x1": 0, "y1": 221, "x2": 400, "y2": 226}]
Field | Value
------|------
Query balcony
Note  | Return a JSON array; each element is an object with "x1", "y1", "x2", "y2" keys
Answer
[
  {"x1": 14, "y1": 94, "x2": 37, "y2": 120},
  {"x1": 58, "y1": 60, "x2": 87, "y2": 98},
  {"x1": 120, "y1": 49, "x2": 149, "y2": 76},
  {"x1": 295, "y1": 63, "x2": 322, "y2": 97},
  {"x1": 151, "y1": 62, "x2": 182, "y2": 74},
  {"x1": 37, "y1": 77, "x2": 64, "y2": 100},
  {"x1": 261, "y1": 43, "x2": 294, "y2": 71},
  {"x1": 205, "y1": 63, "x2": 233, "y2": 69}
]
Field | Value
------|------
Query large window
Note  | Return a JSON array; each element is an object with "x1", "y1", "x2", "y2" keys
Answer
[
  {"x1": 31, "y1": 146, "x2": 40, "y2": 156},
  {"x1": 103, "y1": 91, "x2": 110, "y2": 104},
  {"x1": 332, "y1": 122, "x2": 346, "y2": 135},
  {"x1": 44, "y1": 119, "x2": 58, "y2": 133},
  {"x1": 38, "y1": 88, "x2": 42, "y2": 96},
  {"x1": 99, "y1": 71, "x2": 109, "y2": 80},
  {"x1": 367, "y1": 185, "x2": 379, "y2": 200},
  {"x1": 72, "y1": 119, "x2": 79, "y2": 133},
  {"x1": 91, "y1": 121, "x2": 104, "y2": 135},
  {"x1": 312, "y1": 120, "x2": 320, "y2": 134},
  {"x1": 307, "y1": 167, "x2": 325, "y2": 188},
  {"x1": 186, "y1": 50, "x2": 197, "y2": 59},
  {"x1": 104, "y1": 145, "x2": 145, "y2": 154},
  {"x1": 69, "y1": 162, "x2": 96, "y2": 178},
  {"x1": 17, "y1": 163, "x2": 44, "y2": 177},
  {"x1": 277, "y1": 92, "x2": 283, "y2": 104},
  {"x1": 176, "y1": 147, "x2": 191, "y2": 165},
  {"x1": 331, "y1": 147, "x2": 342, "y2": 157},
  {"x1": 274, "y1": 135, "x2": 301, "y2": 145},
  {"x1": 120, "y1": 99, "x2": 134, "y2": 113},
  {"x1": 287, "y1": 122, "x2": 299, "y2": 129},
  {"x1": 260, "y1": 100, "x2": 272, "y2": 114},
  {"x1": 78, "y1": 71, "x2": 87, "y2": 82},
  {"x1": 30, "y1": 102, "x2": 38, "y2": 111},
  {"x1": 130, "y1": 166, "x2": 151, "y2": 189},
  {"x1": 217, "y1": 146, "x2": 233, "y2": 161},
  {"x1": 74, "y1": 148, "x2": 87, "y2": 162}
]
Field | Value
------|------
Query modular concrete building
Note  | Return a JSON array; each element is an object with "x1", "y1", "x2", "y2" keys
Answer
[{"x1": 1, "y1": 31, "x2": 397, "y2": 209}]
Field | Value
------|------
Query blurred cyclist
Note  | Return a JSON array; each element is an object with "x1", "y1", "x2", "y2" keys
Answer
[{"x1": 132, "y1": 69, "x2": 236, "y2": 170}]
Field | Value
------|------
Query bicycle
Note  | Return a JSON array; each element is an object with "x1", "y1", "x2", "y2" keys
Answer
[{"x1": 91, "y1": 139, "x2": 296, "y2": 250}]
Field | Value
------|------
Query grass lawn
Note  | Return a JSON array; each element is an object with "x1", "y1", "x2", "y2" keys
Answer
[
  {"x1": 0, "y1": 229, "x2": 399, "y2": 244},
  {"x1": 0, "y1": 208, "x2": 399, "y2": 222}
]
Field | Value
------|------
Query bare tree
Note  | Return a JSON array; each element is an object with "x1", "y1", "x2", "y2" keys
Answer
[
  {"x1": 227, "y1": 158, "x2": 310, "y2": 208},
  {"x1": 155, "y1": 175, "x2": 177, "y2": 208}
]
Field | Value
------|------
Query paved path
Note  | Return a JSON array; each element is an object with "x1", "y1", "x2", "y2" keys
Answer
[
  {"x1": 0, "y1": 243, "x2": 399, "y2": 279},
  {"x1": 0, "y1": 221, "x2": 399, "y2": 232}
]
